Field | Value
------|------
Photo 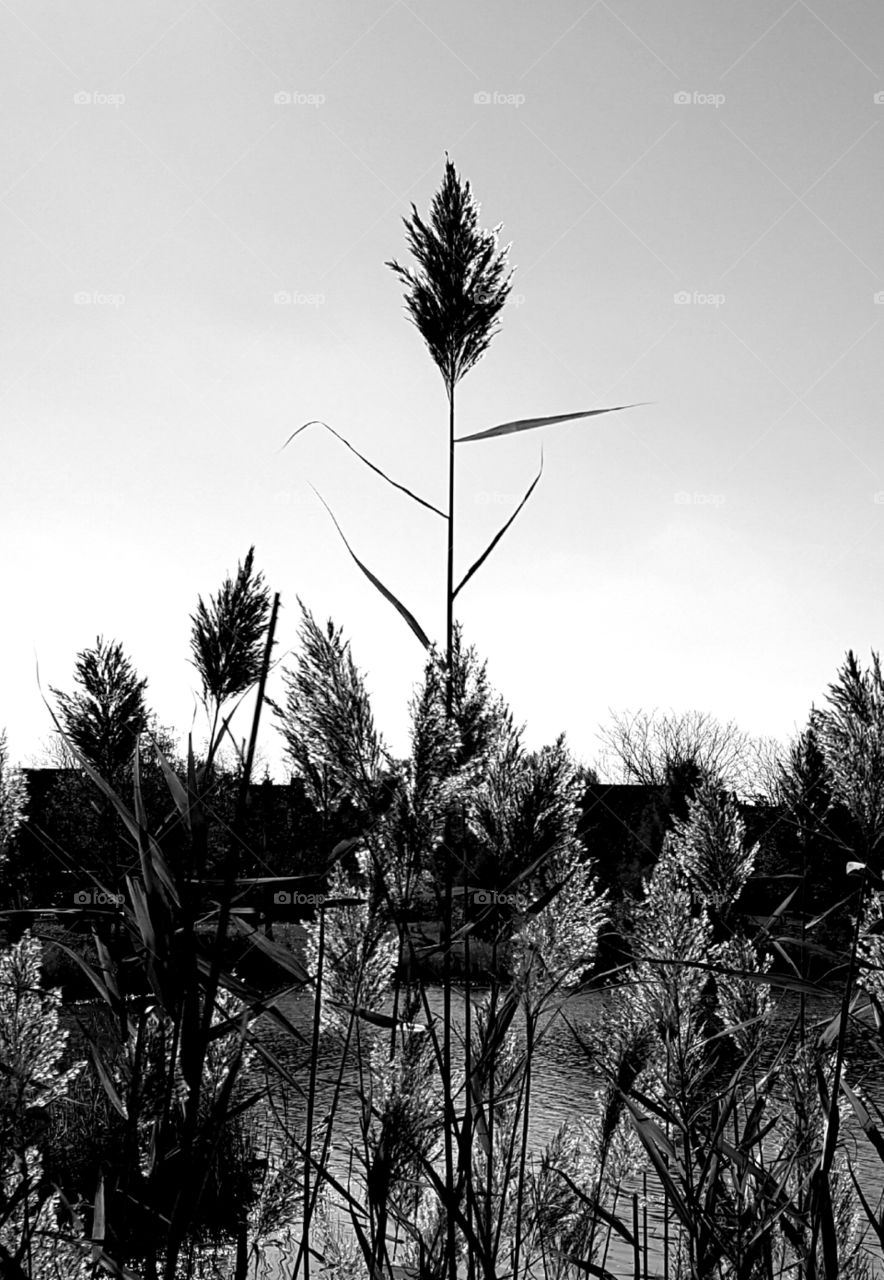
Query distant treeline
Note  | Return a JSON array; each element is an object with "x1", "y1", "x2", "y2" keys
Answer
[{"x1": 5, "y1": 767, "x2": 853, "y2": 976}]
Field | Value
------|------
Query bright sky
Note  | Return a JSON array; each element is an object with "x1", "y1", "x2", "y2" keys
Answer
[{"x1": 3, "y1": 1, "x2": 883, "y2": 780}]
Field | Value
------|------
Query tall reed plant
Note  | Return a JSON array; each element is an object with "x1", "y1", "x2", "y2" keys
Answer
[{"x1": 5, "y1": 548, "x2": 304, "y2": 1279}]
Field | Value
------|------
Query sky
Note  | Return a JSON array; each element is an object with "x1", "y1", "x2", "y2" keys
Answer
[{"x1": 2, "y1": 0, "x2": 883, "y2": 781}]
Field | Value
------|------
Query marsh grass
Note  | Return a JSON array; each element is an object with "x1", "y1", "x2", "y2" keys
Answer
[
  {"x1": 283, "y1": 157, "x2": 641, "y2": 699},
  {"x1": 7, "y1": 620, "x2": 884, "y2": 1280},
  {"x1": 6, "y1": 161, "x2": 884, "y2": 1280},
  {"x1": 0, "y1": 549, "x2": 291, "y2": 1279},
  {"x1": 273, "y1": 160, "x2": 643, "y2": 1278}
]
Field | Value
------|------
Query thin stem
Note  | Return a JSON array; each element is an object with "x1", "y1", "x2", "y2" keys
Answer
[
  {"x1": 809, "y1": 854, "x2": 870, "y2": 1265},
  {"x1": 163, "y1": 596, "x2": 279, "y2": 1280},
  {"x1": 446, "y1": 384, "x2": 455, "y2": 714},
  {"x1": 301, "y1": 901, "x2": 326, "y2": 1280},
  {"x1": 443, "y1": 846, "x2": 456, "y2": 1280},
  {"x1": 601, "y1": 1182, "x2": 621, "y2": 1275},
  {"x1": 632, "y1": 1193, "x2": 640, "y2": 1280},
  {"x1": 444, "y1": 378, "x2": 457, "y2": 1279},
  {"x1": 642, "y1": 1170, "x2": 648, "y2": 1279},
  {"x1": 512, "y1": 998, "x2": 534, "y2": 1280},
  {"x1": 484, "y1": 967, "x2": 499, "y2": 1273}
]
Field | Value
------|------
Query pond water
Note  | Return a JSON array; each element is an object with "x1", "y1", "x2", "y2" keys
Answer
[
  {"x1": 63, "y1": 984, "x2": 884, "y2": 1278},
  {"x1": 244, "y1": 985, "x2": 884, "y2": 1279}
]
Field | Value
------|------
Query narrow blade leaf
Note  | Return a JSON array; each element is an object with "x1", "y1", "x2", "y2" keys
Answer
[
  {"x1": 283, "y1": 420, "x2": 446, "y2": 518},
  {"x1": 553, "y1": 1167, "x2": 636, "y2": 1247},
  {"x1": 91, "y1": 1176, "x2": 106, "y2": 1262},
  {"x1": 335, "y1": 1004, "x2": 430, "y2": 1032},
  {"x1": 230, "y1": 917, "x2": 311, "y2": 983},
  {"x1": 841, "y1": 1080, "x2": 884, "y2": 1162},
  {"x1": 453, "y1": 452, "x2": 543, "y2": 600},
  {"x1": 47, "y1": 940, "x2": 122, "y2": 1015},
  {"x1": 847, "y1": 1159, "x2": 884, "y2": 1248},
  {"x1": 90, "y1": 1046, "x2": 128, "y2": 1122},
  {"x1": 563, "y1": 1259, "x2": 621, "y2": 1280},
  {"x1": 151, "y1": 733, "x2": 191, "y2": 827},
  {"x1": 456, "y1": 403, "x2": 647, "y2": 444},
  {"x1": 310, "y1": 485, "x2": 431, "y2": 649}
]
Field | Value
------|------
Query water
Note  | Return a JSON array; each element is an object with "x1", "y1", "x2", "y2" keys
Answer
[
  {"x1": 245, "y1": 985, "x2": 884, "y2": 1278},
  {"x1": 63, "y1": 986, "x2": 884, "y2": 1277}
]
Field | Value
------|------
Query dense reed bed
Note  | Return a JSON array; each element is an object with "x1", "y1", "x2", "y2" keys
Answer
[{"x1": 2, "y1": 160, "x2": 884, "y2": 1280}]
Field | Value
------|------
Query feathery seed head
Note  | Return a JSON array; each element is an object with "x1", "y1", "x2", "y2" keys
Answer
[{"x1": 386, "y1": 156, "x2": 513, "y2": 397}]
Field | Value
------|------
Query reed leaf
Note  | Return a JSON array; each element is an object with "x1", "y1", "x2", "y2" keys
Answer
[
  {"x1": 228, "y1": 918, "x2": 310, "y2": 984},
  {"x1": 42, "y1": 714, "x2": 180, "y2": 907},
  {"x1": 622, "y1": 1101, "x2": 691, "y2": 1224},
  {"x1": 89, "y1": 1043, "x2": 128, "y2": 1121},
  {"x1": 310, "y1": 485, "x2": 431, "y2": 649},
  {"x1": 150, "y1": 733, "x2": 191, "y2": 827},
  {"x1": 46, "y1": 939, "x2": 123, "y2": 1015},
  {"x1": 562, "y1": 1257, "x2": 621, "y2": 1280},
  {"x1": 846, "y1": 1160, "x2": 884, "y2": 1250},
  {"x1": 453, "y1": 451, "x2": 543, "y2": 600},
  {"x1": 635, "y1": 952, "x2": 827, "y2": 997},
  {"x1": 552, "y1": 1168, "x2": 637, "y2": 1248},
  {"x1": 456, "y1": 403, "x2": 647, "y2": 443},
  {"x1": 337, "y1": 1005, "x2": 430, "y2": 1032},
  {"x1": 840, "y1": 1080, "x2": 884, "y2": 1162},
  {"x1": 283, "y1": 420, "x2": 446, "y2": 518},
  {"x1": 91, "y1": 1172, "x2": 106, "y2": 1261},
  {"x1": 810, "y1": 1164, "x2": 840, "y2": 1278}
]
